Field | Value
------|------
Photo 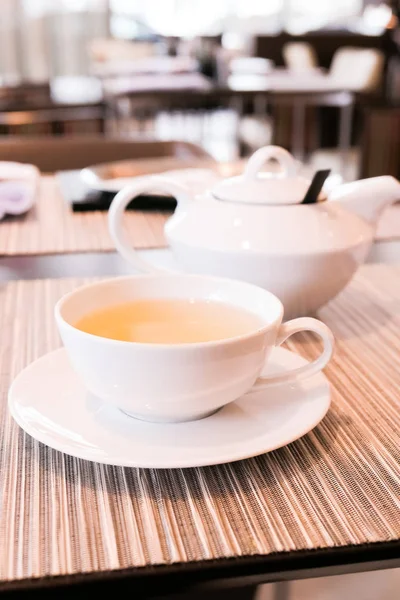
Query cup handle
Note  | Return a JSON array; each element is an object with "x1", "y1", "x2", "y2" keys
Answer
[
  {"x1": 108, "y1": 177, "x2": 193, "y2": 274},
  {"x1": 251, "y1": 317, "x2": 334, "y2": 391}
]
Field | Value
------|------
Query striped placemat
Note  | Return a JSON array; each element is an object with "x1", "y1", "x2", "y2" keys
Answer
[
  {"x1": 0, "y1": 176, "x2": 168, "y2": 256},
  {"x1": 1, "y1": 265, "x2": 400, "y2": 582}
]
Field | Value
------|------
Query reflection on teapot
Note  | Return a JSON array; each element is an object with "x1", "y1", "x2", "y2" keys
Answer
[{"x1": 108, "y1": 145, "x2": 400, "y2": 319}]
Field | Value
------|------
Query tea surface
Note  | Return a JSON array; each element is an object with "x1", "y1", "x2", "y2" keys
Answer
[{"x1": 75, "y1": 298, "x2": 262, "y2": 344}]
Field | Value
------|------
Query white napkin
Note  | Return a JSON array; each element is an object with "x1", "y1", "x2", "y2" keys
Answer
[{"x1": 0, "y1": 162, "x2": 39, "y2": 220}]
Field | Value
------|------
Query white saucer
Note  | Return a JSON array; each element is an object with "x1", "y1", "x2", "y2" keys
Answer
[{"x1": 8, "y1": 347, "x2": 330, "y2": 469}]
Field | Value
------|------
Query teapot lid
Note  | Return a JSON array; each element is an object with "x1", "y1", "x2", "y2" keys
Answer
[{"x1": 212, "y1": 146, "x2": 317, "y2": 205}]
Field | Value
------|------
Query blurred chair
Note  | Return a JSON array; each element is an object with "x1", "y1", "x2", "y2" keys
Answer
[
  {"x1": 312, "y1": 47, "x2": 385, "y2": 180},
  {"x1": 0, "y1": 81, "x2": 51, "y2": 105},
  {"x1": 329, "y1": 47, "x2": 384, "y2": 93},
  {"x1": 283, "y1": 42, "x2": 319, "y2": 72},
  {"x1": 270, "y1": 90, "x2": 354, "y2": 177},
  {"x1": 0, "y1": 78, "x2": 105, "y2": 136},
  {"x1": 0, "y1": 136, "x2": 211, "y2": 172}
]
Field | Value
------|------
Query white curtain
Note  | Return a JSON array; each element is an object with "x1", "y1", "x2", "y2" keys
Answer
[{"x1": 0, "y1": 0, "x2": 109, "y2": 82}]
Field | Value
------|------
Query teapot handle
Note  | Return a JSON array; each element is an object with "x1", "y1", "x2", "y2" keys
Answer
[
  {"x1": 108, "y1": 177, "x2": 192, "y2": 274},
  {"x1": 244, "y1": 146, "x2": 297, "y2": 180}
]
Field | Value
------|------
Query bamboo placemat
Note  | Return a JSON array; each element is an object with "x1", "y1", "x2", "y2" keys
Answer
[
  {"x1": 1, "y1": 265, "x2": 400, "y2": 582},
  {"x1": 0, "y1": 176, "x2": 168, "y2": 256}
]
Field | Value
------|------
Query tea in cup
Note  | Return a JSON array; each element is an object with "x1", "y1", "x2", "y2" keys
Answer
[{"x1": 55, "y1": 274, "x2": 334, "y2": 423}]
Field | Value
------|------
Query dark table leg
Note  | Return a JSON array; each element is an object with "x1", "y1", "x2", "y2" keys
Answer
[
  {"x1": 153, "y1": 585, "x2": 259, "y2": 600},
  {"x1": 292, "y1": 101, "x2": 305, "y2": 161},
  {"x1": 274, "y1": 581, "x2": 291, "y2": 600},
  {"x1": 338, "y1": 102, "x2": 354, "y2": 179}
]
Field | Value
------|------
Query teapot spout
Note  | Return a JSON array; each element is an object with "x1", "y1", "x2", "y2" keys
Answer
[{"x1": 328, "y1": 176, "x2": 400, "y2": 226}]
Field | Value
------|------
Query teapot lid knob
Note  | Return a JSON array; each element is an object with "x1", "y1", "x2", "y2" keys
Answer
[
  {"x1": 244, "y1": 146, "x2": 297, "y2": 181},
  {"x1": 212, "y1": 145, "x2": 313, "y2": 205}
]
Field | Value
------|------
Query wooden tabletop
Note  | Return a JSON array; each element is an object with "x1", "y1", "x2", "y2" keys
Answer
[{"x1": 1, "y1": 264, "x2": 400, "y2": 595}]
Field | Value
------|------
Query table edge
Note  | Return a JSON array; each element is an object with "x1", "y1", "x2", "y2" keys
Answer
[{"x1": 1, "y1": 540, "x2": 400, "y2": 597}]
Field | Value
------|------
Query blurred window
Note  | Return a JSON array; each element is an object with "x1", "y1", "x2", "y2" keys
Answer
[
  {"x1": 110, "y1": 0, "x2": 364, "y2": 36},
  {"x1": 0, "y1": 0, "x2": 387, "y2": 81}
]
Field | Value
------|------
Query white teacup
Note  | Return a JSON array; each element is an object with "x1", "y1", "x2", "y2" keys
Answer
[{"x1": 55, "y1": 274, "x2": 334, "y2": 423}]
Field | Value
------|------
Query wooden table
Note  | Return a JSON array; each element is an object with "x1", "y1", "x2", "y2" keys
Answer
[
  {"x1": 1, "y1": 265, "x2": 400, "y2": 597},
  {"x1": 107, "y1": 76, "x2": 355, "y2": 164},
  {"x1": 0, "y1": 143, "x2": 399, "y2": 600},
  {"x1": 222, "y1": 74, "x2": 354, "y2": 165}
]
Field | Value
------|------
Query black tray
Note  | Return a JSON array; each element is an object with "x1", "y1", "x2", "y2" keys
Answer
[{"x1": 56, "y1": 170, "x2": 177, "y2": 212}]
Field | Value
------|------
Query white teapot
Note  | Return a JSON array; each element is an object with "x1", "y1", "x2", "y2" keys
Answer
[{"x1": 109, "y1": 146, "x2": 400, "y2": 318}]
